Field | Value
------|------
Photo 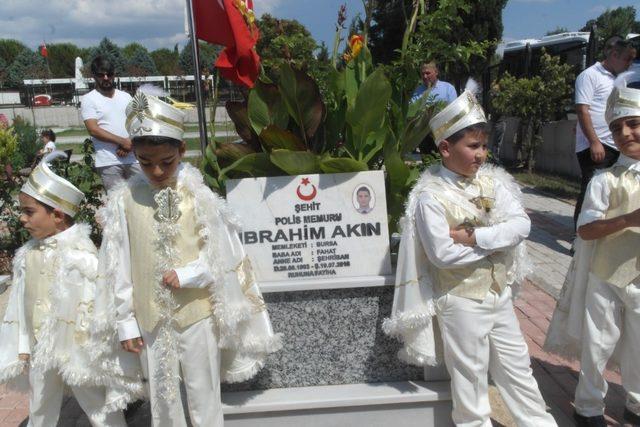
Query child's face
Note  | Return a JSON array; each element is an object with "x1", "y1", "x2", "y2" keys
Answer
[
  {"x1": 18, "y1": 193, "x2": 60, "y2": 240},
  {"x1": 439, "y1": 131, "x2": 489, "y2": 177},
  {"x1": 134, "y1": 142, "x2": 186, "y2": 187},
  {"x1": 610, "y1": 116, "x2": 640, "y2": 159}
]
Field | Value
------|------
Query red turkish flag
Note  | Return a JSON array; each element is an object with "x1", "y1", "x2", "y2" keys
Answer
[
  {"x1": 193, "y1": 0, "x2": 260, "y2": 88},
  {"x1": 39, "y1": 43, "x2": 48, "y2": 58}
]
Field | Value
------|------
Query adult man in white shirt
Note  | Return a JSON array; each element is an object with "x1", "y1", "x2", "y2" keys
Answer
[
  {"x1": 81, "y1": 56, "x2": 141, "y2": 191},
  {"x1": 573, "y1": 36, "x2": 635, "y2": 226}
]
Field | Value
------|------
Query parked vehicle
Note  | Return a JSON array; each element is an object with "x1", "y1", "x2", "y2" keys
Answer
[{"x1": 32, "y1": 94, "x2": 53, "y2": 107}]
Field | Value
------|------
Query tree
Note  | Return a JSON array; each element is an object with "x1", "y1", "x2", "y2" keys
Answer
[
  {"x1": 151, "y1": 48, "x2": 181, "y2": 75},
  {"x1": 581, "y1": 6, "x2": 640, "y2": 53},
  {"x1": 126, "y1": 50, "x2": 158, "y2": 77},
  {"x1": 122, "y1": 43, "x2": 158, "y2": 76},
  {"x1": 6, "y1": 49, "x2": 47, "y2": 87},
  {"x1": 406, "y1": 0, "x2": 496, "y2": 89},
  {"x1": 256, "y1": 14, "x2": 318, "y2": 73},
  {"x1": 369, "y1": 0, "x2": 412, "y2": 64},
  {"x1": 122, "y1": 43, "x2": 147, "y2": 60},
  {"x1": 0, "y1": 57, "x2": 7, "y2": 88},
  {"x1": 179, "y1": 41, "x2": 220, "y2": 75},
  {"x1": 0, "y1": 39, "x2": 28, "y2": 66},
  {"x1": 369, "y1": 0, "x2": 506, "y2": 75},
  {"x1": 86, "y1": 38, "x2": 125, "y2": 75},
  {"x1": 546, "y1": 27, "x2": 570, "y2": 36},
  {"x1": 491, "y1": 51, "x2": 574, "y2": 172},
  {"x1": 47, "y1": 43, "x2": 82, "y2": 78}
]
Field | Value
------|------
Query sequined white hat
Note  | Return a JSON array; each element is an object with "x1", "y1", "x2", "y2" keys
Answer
[
  {"x1": 429, "y1": 80, "x2": 486, "y2": 143},
  {"x1": 21, "y1": 151, "x2": 84, "y2": 216},
  {"x1": 126, "y1": 85, "x2": 186, "y2": 141},
  {"x1": 605, "y1": 70, "x2": 640, "y2": 125}
]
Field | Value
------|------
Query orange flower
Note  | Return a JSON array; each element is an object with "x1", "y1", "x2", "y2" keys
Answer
[
  {"x1": 349, "y1": 35, "x2": 364, "y2": 58},
  {"x1": 343, "y1": 34, "x2": 364, "y2": 62}
]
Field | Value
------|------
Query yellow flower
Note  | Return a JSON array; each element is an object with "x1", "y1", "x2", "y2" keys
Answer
[
  {"x1": 349, "y1": 35, "x2": 364, "y2": 59},
  {"x1": 343, "y1": 34, "x2": 364, "y2": 63}
]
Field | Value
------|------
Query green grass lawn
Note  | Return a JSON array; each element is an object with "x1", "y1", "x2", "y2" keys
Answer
[
  {"x1": 57, "y1": 135, "x2": 239, "y2": 155},
  {"x1": 511, "y1": 170, "x2": 580, "y2": 201},
  {"x1": 57, "y1": 123, "x2": 235, "y2": 139}
]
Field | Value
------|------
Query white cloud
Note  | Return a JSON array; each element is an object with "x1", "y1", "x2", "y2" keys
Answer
[
  {"x1": 0, "y1": 0, "x2": 188, "y2": 49},
  {"x1": 253, "y1": 0, "x2": 285, "y2": 16}
]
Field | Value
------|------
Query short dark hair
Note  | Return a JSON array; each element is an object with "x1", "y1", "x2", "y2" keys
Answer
[
  {"x1": 90, "y1": 56, "x2": 115, "y2": 75},
  {"x1": 446, "y1": 122, "x2": 491, "y2": 144},
  {"x1": 357, "y1": 186, "x2": 370, "y2": 195},
  {"x1": 40, "y1": 129, "x2": 56, "y2": 142},
  {"x1": 604, "y1": 36, "x2": 632, "y2": 58},
  {"x1": 29, "y1": 196, "x2": 75, "y2": 224},
  {"x1": 132, "y1": 135, "x2": 183, "y2": 148}
]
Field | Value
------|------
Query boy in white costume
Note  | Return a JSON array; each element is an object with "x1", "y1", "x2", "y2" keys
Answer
[
  {"x1": 545, "y1": 71, "x2": 640, "y2": 427},
  {"x1": 0, "y1": 152, "x2": 142, "y2": 427},
  {"x1": 96, "y1": 86, "x2": 282, "y2": 427},
  {"x1": 384, "y1": 87, "x2": 557, "y2": 427}
]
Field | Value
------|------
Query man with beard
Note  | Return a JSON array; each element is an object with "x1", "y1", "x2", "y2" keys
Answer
[{"x1": 81, "y1": 56, "x2": 141, "y2": 192}]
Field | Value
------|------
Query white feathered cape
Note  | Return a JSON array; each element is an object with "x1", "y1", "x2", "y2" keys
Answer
[
  {"x1": 0, "y1": 224, "x2": 144, "y2": 409},
  {"x1": 95, "y1": 163, "x2": 282, "y2": 384},
  {"x1": 383, "y1": 164, "x2": 532, "y2": 366}
]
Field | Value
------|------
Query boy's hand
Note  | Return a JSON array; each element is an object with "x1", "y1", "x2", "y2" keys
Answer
[
  {"x1": 162, "y1": 270, "x2": 181, "y2": 289},
  {"x1": 450, "y1": 226, "x2": 477, "y2": 246},
  {"x1": 121, "y1": 337, "x2": 144, "y2": 353},
  {"x1": 18, "y1": 353, "x2": 30, "y2": 362}
]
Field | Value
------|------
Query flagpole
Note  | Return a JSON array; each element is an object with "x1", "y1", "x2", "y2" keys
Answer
[{"x1": 185, "y1": 0, "x2": 209, "y2": 155}]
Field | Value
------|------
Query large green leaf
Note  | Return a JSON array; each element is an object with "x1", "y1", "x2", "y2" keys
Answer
[
  {"x1": 400, "y1": 105, "x2": 436, "y2": 154},
  {"x1": 270, "y1": 149, "x2": 321, "y2": 175},
  {"x1": 248, "y1": 80, "x2": 289, "y2": 136},
  {"x1": 214, "y1": 142, "x2": 257, "y2": 162},
  {"x1": 259, "y1": 125, "x2": 306, "y2": 151},
  {"x1": 319, "y1": 156, "x2": 368, "y2": 173},
  {"x1": 345, "y1": 68, "x2": 392, "y2": 157},
  {"x1": 327, "y1": 67, "x2": 345, "y2": 101},
  {"x1": 278, "y1": 63, "x2": 325, "y2": 143},
  {"x1": 225, "y1": 101, "x2": 261, "y2": 151},
  {"x1": 221, "y1": 152, "x2": 281, "y2": 177},
  {"x1": 344, "y1": 61, "x2": 358, "y2": 109}
]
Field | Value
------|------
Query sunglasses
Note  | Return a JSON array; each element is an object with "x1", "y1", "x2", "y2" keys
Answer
[{"x1": 94, "y1": 72, "x2": 114, "y2": 78}]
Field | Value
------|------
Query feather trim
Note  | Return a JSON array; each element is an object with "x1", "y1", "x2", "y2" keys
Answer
[
  {"x1": 0, "y1": 360, "x2": 27, "y2": 384},
  {"x1": 464, "y1": 78, "x2": 479, "y2": 95}
]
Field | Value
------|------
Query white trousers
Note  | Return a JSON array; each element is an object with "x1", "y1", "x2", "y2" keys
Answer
[
  {"x1": 575, "y1": 275, "x2": 640, "y2": 417},
  {"x1": 139, "y1": 317, "x2": 223, "y2": 427},
  {"x1": 435, "y1": 287, "x2": 557, "y2": 427},
  {"x1": 27, "y1": 368, "x2": 126, "y2": 427}
]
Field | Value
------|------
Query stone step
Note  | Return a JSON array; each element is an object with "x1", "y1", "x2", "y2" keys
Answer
[{"x1": 222, "y1": 380, "x2": 453, "y2": 427}]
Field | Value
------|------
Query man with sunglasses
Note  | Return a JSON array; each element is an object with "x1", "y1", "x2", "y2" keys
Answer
[{"x1": 81, "y1": 56, "x2": 141, "y2": 192}]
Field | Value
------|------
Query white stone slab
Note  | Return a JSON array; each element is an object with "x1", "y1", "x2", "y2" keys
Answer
[
  {"x1": 227, "y1": 171, "x2": 392, "y2": 287},
  {"x1": 222, "y1": 381, "x2": 453, "y2": 427}
]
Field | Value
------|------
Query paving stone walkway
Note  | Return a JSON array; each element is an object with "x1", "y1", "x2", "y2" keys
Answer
[{"x1": 0, "y1": 185, "x2": 629, "y2": 426}]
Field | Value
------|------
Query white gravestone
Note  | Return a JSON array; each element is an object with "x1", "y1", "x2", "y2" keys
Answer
[{"x1": 226, "y1": 171, "x2": 392, "y2": 285}]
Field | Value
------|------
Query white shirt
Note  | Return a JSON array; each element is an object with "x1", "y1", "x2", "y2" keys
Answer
[
  {"x1": 80, "y1": 89, "x2": 137, "y2": 168},
  {"x1": 575, "y1": 62, "x2": 617, "y2": 152},
  {"x1": 577, "y1": 154, "x2": 640, "y2": 227},
  {"x1": 415, "y1": 166, "x2": 531, "y2": 269},
  {"x1": 43, "y1": 141, "x2": 56, "y2": 154}
]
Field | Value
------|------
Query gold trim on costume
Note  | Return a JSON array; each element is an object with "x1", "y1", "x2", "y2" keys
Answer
[
  {"x1": 432, "y1": 104, "x2": 471, "y2": 142},
  {"x1": 27, "y1": 174, "x2": 78, "y2": 214},
  {"x1": 616, "y1": 95, "x2": 640, "y2": 109},
  {"x1": 126, "y1": 110, "x2": 185, "y2": 132}
]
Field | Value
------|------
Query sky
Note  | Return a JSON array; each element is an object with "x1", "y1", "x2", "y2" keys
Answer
[{"x1": 2, "y1": 0, "x2": 640, "y2": 53}]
